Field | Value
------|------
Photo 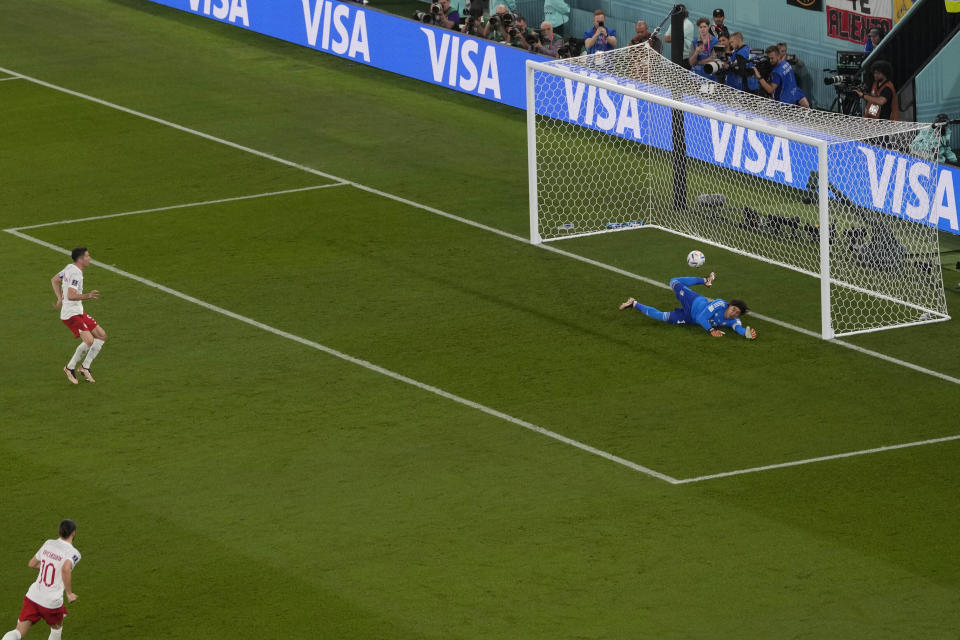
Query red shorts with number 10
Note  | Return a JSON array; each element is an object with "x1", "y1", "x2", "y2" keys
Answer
[
  {"x1": 62, "y1": 313, "x2": 98, "y2": 338},
  {"x1": 18, "y1": 596, "x2": 68, "y2": 626}
]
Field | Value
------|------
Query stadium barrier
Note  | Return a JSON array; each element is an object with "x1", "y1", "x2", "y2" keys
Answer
[{"x1": 142, "y1": 0, "x2": 960, "y2": 235}]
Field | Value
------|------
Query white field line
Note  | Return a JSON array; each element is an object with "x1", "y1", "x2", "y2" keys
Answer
[
  {"x1": 0, "y1": 76, "x2": 22, "y2": 82},
  {"x1": 0, "y1": 66, "x2": 529, "y2": 245},
  {"x1": 9, "y1": 183, "x2": 346, "y2": 231},
  {"x1": 5, "y1": 228, "x2": 681, "y2": 485},
  {"x1": 675, "y1": 433, "x2": 960, "y2": 484},
  {"x1": 5, "y1": 66, "x2": 959, "y2": 480}
]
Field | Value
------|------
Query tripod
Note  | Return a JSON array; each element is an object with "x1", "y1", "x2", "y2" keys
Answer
[{"x1": 828, "y1": 87, "x2": 862, "y2": 116}]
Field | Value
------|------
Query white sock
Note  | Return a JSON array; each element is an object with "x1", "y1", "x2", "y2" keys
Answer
[
  {"x1": 67, "y1": 342, "x2": 90, "y2": 369},
  {"x1": 2, "y1": 629, "x2": 22, "y2": 640},
  {"x1": 48, "y1": 628, "x2": 62, "y2": 640},
  {"x1": 81, "y1": 339, "x2": 104, "y2": 369}
]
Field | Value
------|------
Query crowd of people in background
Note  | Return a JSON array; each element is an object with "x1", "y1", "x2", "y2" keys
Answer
[
  {"x1": 421, "y1": 0, "x2": 568, "y2": 54},
  {"x1": 417, "y1": 1, "x2": 818, "y2": 107}
]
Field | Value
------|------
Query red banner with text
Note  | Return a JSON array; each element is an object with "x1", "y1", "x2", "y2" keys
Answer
[{"x1": 826, "y1": 0, "x2": 893, "y2": 44}]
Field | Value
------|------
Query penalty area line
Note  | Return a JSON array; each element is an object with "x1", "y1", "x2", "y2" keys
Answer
[
  {"x1": 4, "y1": 228, "x2": 681, "y2": 486},
  {"x1": 674, "y1": 433, "x2": 960, "y2": 484},
  {"x1": 7, "y1": 183, "x2": 346, "y2": 231}
]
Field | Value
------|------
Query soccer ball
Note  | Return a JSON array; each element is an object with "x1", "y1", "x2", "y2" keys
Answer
[{"x1": 687, "y1": 250, "x2": 706, "y2": 268}]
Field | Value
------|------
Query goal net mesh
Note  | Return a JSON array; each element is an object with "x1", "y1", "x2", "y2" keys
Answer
[{"x1": 529, "y1": 45, "x2": 949, "y2": 337}]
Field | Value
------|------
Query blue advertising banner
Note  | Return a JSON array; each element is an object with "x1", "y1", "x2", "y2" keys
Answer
[
  {"x1": 143, "y1": 0, "x2": 960, "y2": 235},
  {"x1": 143, "y1": 0, "x2": 539, "y2": 107}
]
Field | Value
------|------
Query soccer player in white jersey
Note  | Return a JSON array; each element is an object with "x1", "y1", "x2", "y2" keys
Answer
[
  {"x1": 50, "y1": 248, "x2": 107, "y2": 384},
  {"x1": 1, "y1": 520, "x2": 81, "y2": 640}
]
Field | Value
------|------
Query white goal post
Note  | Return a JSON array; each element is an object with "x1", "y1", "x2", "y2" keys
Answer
[{"x1": 526, "y1": 46, "x2": 950, "y2": 339}]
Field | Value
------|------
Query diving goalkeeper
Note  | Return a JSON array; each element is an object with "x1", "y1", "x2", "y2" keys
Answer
[{"x1": 619, "y1": 272, "x2": 757, "y2": 339}]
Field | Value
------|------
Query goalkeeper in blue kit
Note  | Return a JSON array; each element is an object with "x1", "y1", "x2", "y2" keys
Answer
[{"x1": 619, "y1": 272, "x2": 757, "y2": 339}]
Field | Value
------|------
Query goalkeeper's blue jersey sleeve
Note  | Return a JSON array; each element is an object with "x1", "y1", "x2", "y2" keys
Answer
[{"x1": 693, "y1": 298, "x2": 746, "y2": 336}]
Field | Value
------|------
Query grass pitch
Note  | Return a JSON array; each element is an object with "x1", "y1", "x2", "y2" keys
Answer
[{"x1": 2, "y1": 1, "x2": 960, "y2": 638}]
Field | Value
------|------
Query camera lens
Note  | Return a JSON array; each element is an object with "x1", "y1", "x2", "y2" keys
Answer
[
  {"x1": 824, "y1": 75, "x2": 847, "y2": 86},
  {"x1": 703, "y1": 61, "x2": 722, "y2": 75}
]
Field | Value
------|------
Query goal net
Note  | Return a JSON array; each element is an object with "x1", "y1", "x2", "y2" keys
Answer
[{"x1": 526, "y1": 45, "x2": 950, "y2": 339}]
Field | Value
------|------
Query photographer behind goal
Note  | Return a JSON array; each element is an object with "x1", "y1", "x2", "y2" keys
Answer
[
  {"x1": 630, "y1": 20, "x2": 662, "y2": 52},
  {"x1": 689, "y1": 18, "x2": 719, "y2": 81},
  {"x1": 556, "y1": 36, "x2": 584, "y2": 58},
  {"x1": 413, "y1": 0, "x2": 460, "y2": 30},
  {"x1": 911, "y1": 114, "x2": 958, "y2": 165},
  {"x1": 482, "y1": 4, "x2": 511, "y2": 42},
  {"x1": 855, "y1": 60, "x2": 898, "y2": 121},
  {"x1": 531, "y1": 21, "x2": 563, "y2": 58},
  {"x1": 702, "y1": 32, "x2": 758, "y2": 94},
  {"x1": 753, "y1": 44, "x2": 810, "y2": 108},
  {"x1": 511, "y1": 14, "x2": 539, "y2": 51},
  {"x1": 584, "y1": 9, "x2": 617, "y2": 53},
  {"x1": 461, "y1": 3, "x2": 485, "y2": 36}
]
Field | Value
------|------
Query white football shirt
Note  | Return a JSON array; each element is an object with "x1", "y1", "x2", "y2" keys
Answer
[
  {"x1": 58, "y1": 264, "x2": 84, "y2": 321},
  {"x1": 25, "y1": 539, "x2": 81, "y2": 609}
]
